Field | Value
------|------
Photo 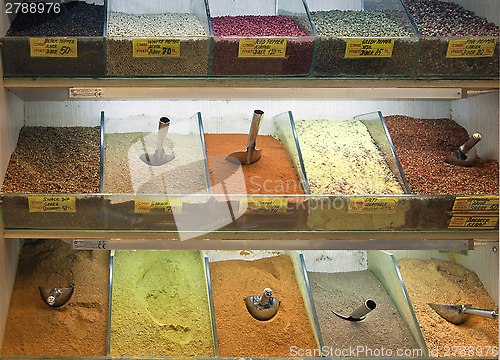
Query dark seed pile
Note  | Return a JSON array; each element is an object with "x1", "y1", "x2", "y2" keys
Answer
[
  {"x1": 6, "y1": 1, "x2": 105, "y2": 36},
  {"x1": 2, "y1": 126, "x2": 101, "y2": 193},
  {"x1": 384, "y1": 115, "x2": 499, "y2": 195}
]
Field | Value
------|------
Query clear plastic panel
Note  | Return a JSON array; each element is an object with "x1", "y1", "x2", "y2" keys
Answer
[
  {"x1": 354, "y1": 111, "x2": 410, "y2": 193},
  {"x1": 203, "y1": 256, "x2": 220, "y2": 357},
  {"x1": 291, "y1": 112, "x2": 408, "y2": 196},
  {"x1": 367, "y1": 250, "x2": 428, "y2": 356},
  {"x1": 106, "y1": 0, "x2": 211, "y2": 76},
  {"x1": 273, "y1": 111, "x2": 310, "y2": 194},
  {"x1": 307, "y1": 0, "x2": 419, "y2": 77}
]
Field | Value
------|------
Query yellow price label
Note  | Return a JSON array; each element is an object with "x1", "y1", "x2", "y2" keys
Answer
[
  {"x1": 446, "y1": 38, "x2": 497, "y2": 58},
  {"x1": 30, "y1": 38, "x2": 77, "y2": 57},
  {"x1": 239, "y1": 197, "x2": 288, "y2": 213},
  {"x1": 28, "y1": 196, "x2": 76, "y2": 212},
  {"x1": 348, "y1": 197, "x2": 398, "y2": 214},
  {"x1": 448, "y1": 214, "x2": 498, "y2": 229},
  {"x1": 452, "y1": 197, "x2": 499, "y2": 213},
  {"x1": 135, "y1": 197, "x2": 183, "y2": 213},
  {"x1": 238, "y1": 39, "x2": 287, "y2": 58},
  {"x1": 345, "y1": 39, "x2": 394, "y2": 58},
  {"x1": 132, "y1": 39, "x2": 180, "y2": 57}
]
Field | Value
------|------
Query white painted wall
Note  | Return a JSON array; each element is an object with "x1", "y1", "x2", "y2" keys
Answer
[
  {"x1": 451, "y1": 92, "x2": 499, "y2": 161},
  {"x1": 23, "y1": 98, "x2": 453, "y2": 136}
]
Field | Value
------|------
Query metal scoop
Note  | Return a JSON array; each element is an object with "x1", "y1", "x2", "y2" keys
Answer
[
  {"x1": 140, "y1": 117, "x2": 174, "y2": 166},
  {"x1": 445, "y1": 133, "x2": 481, "y2": 167},
  {"x1": 244, "y1": 288, "x2": 280, "y2": 321},
  {"x1": 39, "y1": 286, "x2": 74, "y2": 307},
  {"x1": 331, "y1": 299, "x2": 377, "y2": 321},
  {"x1": 226, "y1": 110, "x2": 264, "y2": 165},
  {"x1": 429, "y1": 303, "x2": 498, "y2": 325}
]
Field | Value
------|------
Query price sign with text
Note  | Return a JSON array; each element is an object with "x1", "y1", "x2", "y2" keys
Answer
[
  {"x1": 348, "y1": 197, "x2": 398, "y2": 214},
  {"x1": 446, "y1": 38, "x2": 497, "y2": 58},
  {"x1": 452, "y1": 197, "x2": 499, "y2": 213},
  {"x1": 239, "y1": 197, "x2": 288, "y2": 213},
  {"x1": 30, "y1": 38, "x2": 77, "y2": 57},
  {"x1": 28, "y1": 196, "x2": 76, "y2": 212},
  {"x1": 448, "y1": 214, "x2": 498, "y2": 229},
  {"x1": 345, "y1": 39, "x2": 394, "y2": 58},
  {"x1": 132, "y1": 39, "x2": 180, "y2": 57},
  {"x1": 135, "y1": 197, "x2": 183, "y2": 213},
  {"x1": 238, "y1": 39, "x2": 287, "y2": 58}
]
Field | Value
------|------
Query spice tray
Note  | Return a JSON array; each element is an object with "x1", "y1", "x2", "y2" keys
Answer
[
  {"x1": 205, "y1": 250, "x2": 322, "y2": 357},
  {"x1": 208, "y1": 0, "x2": 315, "y2": 76},
  {"x1": 292, "y1": 110, "x2": 418, "y2": 231},
  {"x1": 308, "y1": 0, "x2": 420, "y2": 78},
  {"x1": 105, "y1": 0, "x2": 211, "y2": 76},
  {"x1": 107, "y1": 249, "x2": 218, "y2": 357},
  {"x1": 303, "y1": 250, "x2": 428, "y2": 357},
  {"x1": 100, "y1": 111, "x2": 213, "y2": 231},
  {"x1": 1, "y1": 0, "x2": 106, "y2": 77},
  {"x1": 207, "y1": 111, "x2": 309, "y2": 232},
  {"x1": 404, "y1": 0, "x2": 499, "y2": 79},
  {"x1": 415, "y1": 36, "x2": 499, "y2": 79},
  {"x1": 391, "y1": 249, "x2": 499, "y2": 357}
]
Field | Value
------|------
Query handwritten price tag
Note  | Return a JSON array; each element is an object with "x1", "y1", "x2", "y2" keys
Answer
[
  {"x1": 446, "y1": 38, "x2": 497, "y2": 58},
  {"x1": 238, "y1": 39, "x2": 287, "y2": 58},
  {"x1": 448, "y1": 214, "x2": 498, "y2": 229},
  {"x1": 28, "y1": 196, "x2": 76, "y2": 212},
  {"x1": 452, "y1": 197, "x2": 499, "y2": 213},
  {"x1": 132, "y1": 39, "x2": 180, "y2": 57},
  {"x1": 134, "y1": 197, "x2": 183, "y2": 213},
  {"x1": 239, "y1": 197, "x2": 288, "y2": 213},
  {"x1": 345, "y1": 39, "x2": 394, "y2": 58},
  {"x1": 30, "y1": 38, "x2": 77, "y2": 57},
  {"x1": 348, "y1": 197, "x2": 398, "y2": 214}
]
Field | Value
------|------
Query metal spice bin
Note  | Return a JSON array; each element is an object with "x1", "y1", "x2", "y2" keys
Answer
[
  {"x1": 105, "y1": 0, "x2": 212, "y2": 76},
  {"x1": 1, "y1": 0, "x2": 106, "y2": 77}
]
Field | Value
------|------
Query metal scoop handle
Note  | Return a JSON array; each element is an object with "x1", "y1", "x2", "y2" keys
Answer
[
  {"x1": 156, "y1": 117, "x2": 170, "y2": 153},
  {"x1": 246, "y1": 110, "x2": 264, "y2": 151},
  {"x1": 463, "y1": 306, "x2": 498, "y2": 320},
  {"x1": 460, "y1": 133, "x2": 481, "y2": 154}
]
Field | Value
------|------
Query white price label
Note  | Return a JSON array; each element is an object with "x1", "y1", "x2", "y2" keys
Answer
[{"x1": 72, "y1": 240, "x2": 108, "y2": 250}]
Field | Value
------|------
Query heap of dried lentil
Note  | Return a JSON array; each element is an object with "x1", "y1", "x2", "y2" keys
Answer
[
  {"x1": 106, "y1": 12, "x2": 209, "y2": 76},
  {"x1": 384, "y1": 115, "x2": 499, "y2": 195},
  {"x1": 311, "y1": 9, "x2": 418, "y2": 76},
  {"x1": 2, "y1": 126, "x2": 101, "y2": 193},
  {"x1": 210, "y1": 15, "x2": 314, "y2": 76},
  {"x1": 404, "y1": 0, "x2": 499, "y2": 77}
]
